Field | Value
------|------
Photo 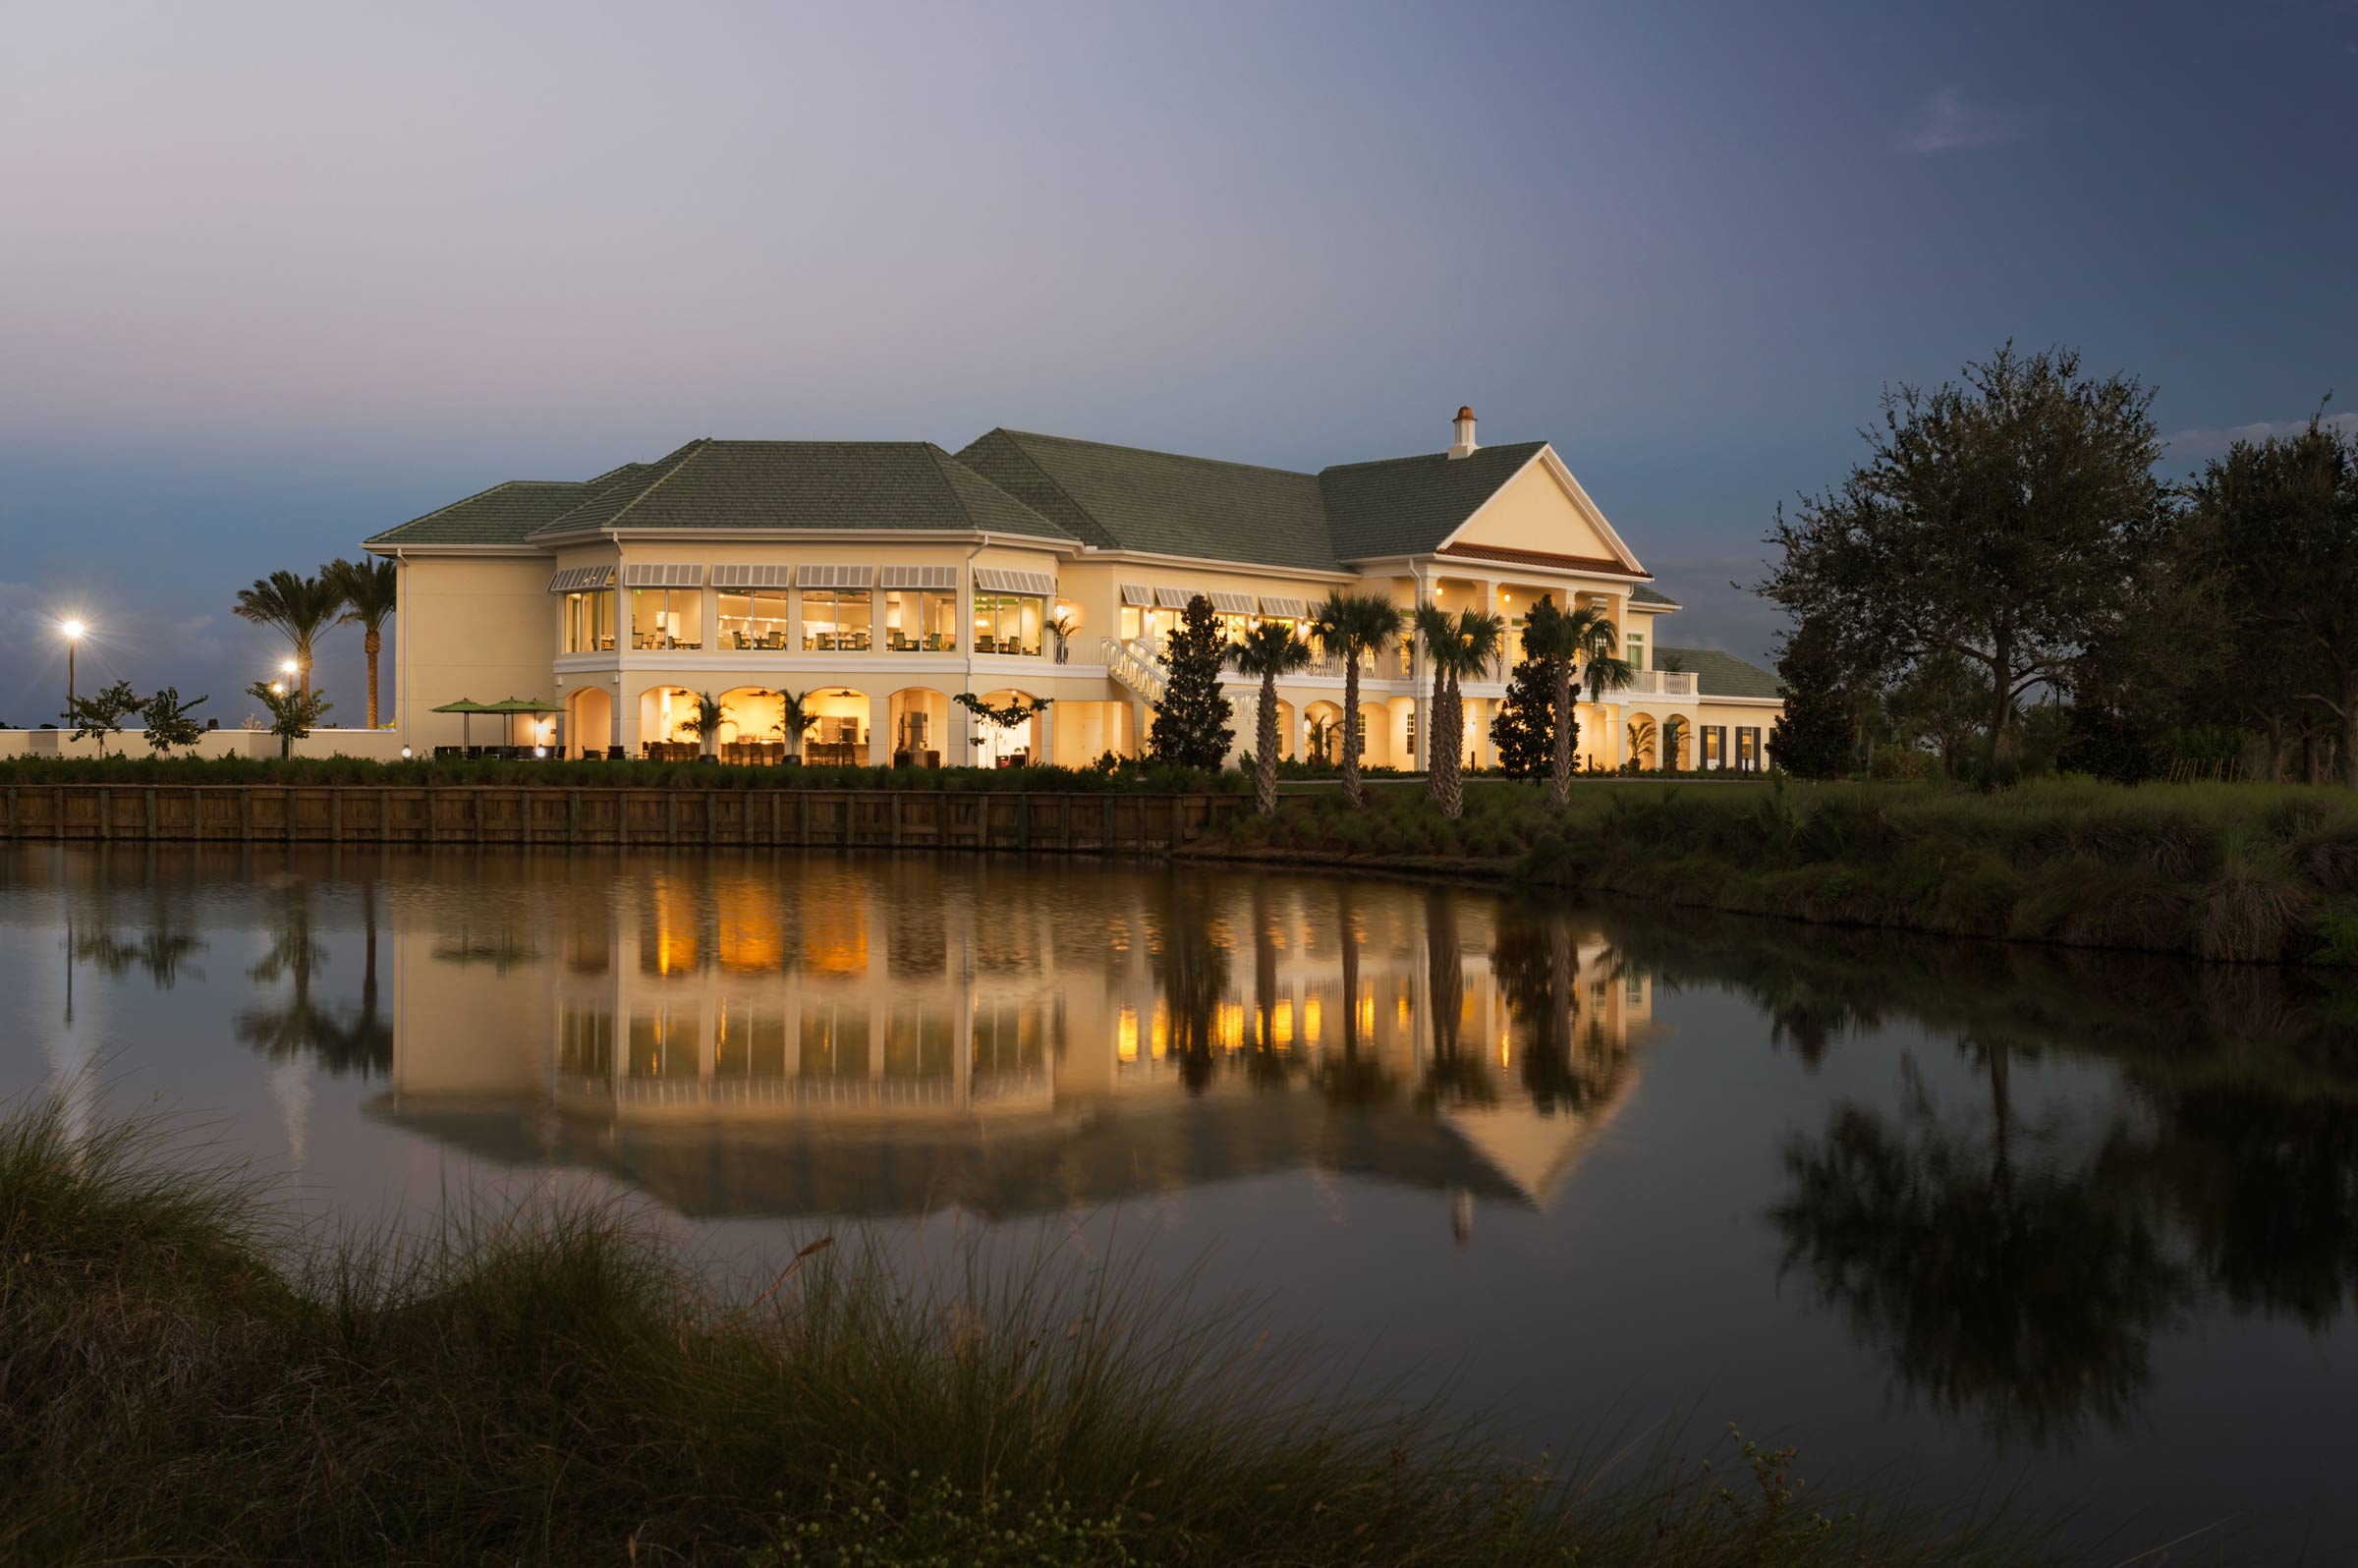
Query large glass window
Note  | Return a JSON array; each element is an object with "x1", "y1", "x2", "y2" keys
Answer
[
  {"x1": 1118, "y1": 605, "x2": 1144, "y2": 643},
  {"x1": 717, "y1": 589, "x2": 789, "y2": 650},
  {"x1": 1625, "y1": 633, "x2": 1646, "y2": 671},
  {"x1": 802, "y1": 588, "x2": 871, "y2": 650},
  {"x1": 972, "y1": 593, "x2": 1043, "y2": 656},
  {"x1": 883, "y1": 589, "x2": 957, "y2": 652},
  {"x1": 630, "y1": 588, "x2": 702, "y2": 650},
  {"x1": 564, "y1": 589, "x2": 616, "y2": 653},
  {"x1": 1214, "y1": 610, "x2": 1253, "y2": 644}
]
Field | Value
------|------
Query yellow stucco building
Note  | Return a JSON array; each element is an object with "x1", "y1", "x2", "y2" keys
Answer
[{"x1": 364, "y1": 408, "x2": 1784, "y2": 770}]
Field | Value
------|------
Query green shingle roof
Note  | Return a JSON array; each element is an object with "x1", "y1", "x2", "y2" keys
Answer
[
  {"x1": 1655, "y1": 646, "x2": 1781, "y2": 700},
  {"x1": 1315, "y1": 442, "x2": 1550, "y2": 561},
  {"x1": 955, "y1": 428, "x2": 1336, "y2": 570},
  {"x1": 365, "y1": 479, "x2": 597, "y2": 547},
  {"x1": 529, "y1": 440, "x2": 1069, "y2": 540},
  {"x1": 1629, "y1": 584, "x2": 1678, "y2": 608},
  {"x1": 371, "y1": 428, "x2": 1658, "y2": 584}
]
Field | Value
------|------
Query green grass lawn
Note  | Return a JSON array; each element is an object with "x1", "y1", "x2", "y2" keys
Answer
[{"x1": 1212, "y1": 777, "x2": 2358, "y2": 967}]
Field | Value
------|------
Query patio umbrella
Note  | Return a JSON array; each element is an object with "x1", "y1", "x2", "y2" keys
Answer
[
  {"x1": 429, "y1": 698, "x2": 492, "y2": 748},
  {"x1": 483, "y1": 697, "x2": 560, "y2": 750}
]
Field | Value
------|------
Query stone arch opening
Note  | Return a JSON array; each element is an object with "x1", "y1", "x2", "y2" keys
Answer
[{"x1": 887, "y1": 688, "x2": 951, "y2": 767}]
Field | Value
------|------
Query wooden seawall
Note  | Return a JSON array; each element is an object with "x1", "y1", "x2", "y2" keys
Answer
[{"x1": 0, "y1": 785, "x2": 1244, "y2": 853}]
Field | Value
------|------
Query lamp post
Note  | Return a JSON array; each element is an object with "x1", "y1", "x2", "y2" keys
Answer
[{"x1": 60, "y1": 619, "x2": 84, "y2": 727}]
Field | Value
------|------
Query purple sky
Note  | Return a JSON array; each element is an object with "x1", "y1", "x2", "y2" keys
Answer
[{"x1": 5, "y1": 0, "x2": 2355, "y2": 726}]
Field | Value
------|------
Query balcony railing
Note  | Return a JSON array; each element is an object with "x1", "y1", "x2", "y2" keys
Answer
[{"x1": 1622, "y1": 669, "x2": 1700, "y2": 697}]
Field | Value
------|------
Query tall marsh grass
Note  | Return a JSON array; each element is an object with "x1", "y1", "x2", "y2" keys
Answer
[
  {"x1": 0, "y1": 1097, "x2": 2067, "y2": 1566},
  {"x1": 1211, "y1": 778, "x2": 2358, "y2": 967}
]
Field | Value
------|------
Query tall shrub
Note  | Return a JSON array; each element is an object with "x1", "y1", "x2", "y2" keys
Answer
[{"x1": 1150, "y1": 595, "x2": 1234, "y2": 769}]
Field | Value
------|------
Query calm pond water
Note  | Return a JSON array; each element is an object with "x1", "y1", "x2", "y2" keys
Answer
[{"x1": 5, "y1": 843, "x2": 2355, "y2": 1560}]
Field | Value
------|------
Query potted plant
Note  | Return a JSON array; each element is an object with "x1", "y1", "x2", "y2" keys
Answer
[
  {"x1": 1049, "y1": 612, "x2": 1077, "y2": 665},
  {"x1": 774, "y1": 689, "x2": 815, "y2": 765},
  {"x1": 675, "y1": 692, "x2": 725, "y2": 760}
]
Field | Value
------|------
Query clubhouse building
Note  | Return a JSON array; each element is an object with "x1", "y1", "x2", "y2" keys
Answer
[{"x1": 364, "y1": 408, "x2": 1783, "y2": 771}]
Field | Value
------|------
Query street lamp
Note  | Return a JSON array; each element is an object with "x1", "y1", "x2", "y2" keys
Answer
[{"x1": 59, "y1": 619, "x2": 84, "y2": 724}]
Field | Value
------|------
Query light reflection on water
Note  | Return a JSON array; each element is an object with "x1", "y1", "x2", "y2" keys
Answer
[{"x1": 5, "y1": 842, "x2": 2355, "y2": 1559}]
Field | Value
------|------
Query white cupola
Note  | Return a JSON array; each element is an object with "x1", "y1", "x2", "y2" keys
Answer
[{"x1": 1447, "y1": 405, "x2": 1478, "y2": 460}]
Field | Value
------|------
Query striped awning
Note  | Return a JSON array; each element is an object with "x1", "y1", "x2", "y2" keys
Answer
[
  {"x1": 795, "y1": 564, "x2": 875, "y2": 588},
  {"x1": 1154, "y1": 586, "x2": 1198, "y2": 609},
  {"x1": 546, "y1": 564, "x2": 613, "y2": 594},
  {"x1": 974, "y1": 568, "x2": 1056, "y2": 596},
  {"x1": 878, "y1": 564, "x2": 957, "y2": 589},
  {"x1": 1120, "y1": 583, "x2": 1151, "y2": 607},
  {"x1": 618, "y1": 563, "x2": 703, "y2": 588},
  {"x1": 1207, "y1": 591, "x2": 1255, "y2": 615},
  {"x1": 1258, "y1": 594, "x2": 1307, "y2": 619},
  {"x1": 711, "y1": 564, "x2": 794, "y2": 589}
]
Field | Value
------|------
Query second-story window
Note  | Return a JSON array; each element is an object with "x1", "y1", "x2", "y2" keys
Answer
[
  {"x1": 1625, "y1": 633, "x2": 1646, "y2": 672},
  {"x1": 718, "y1": 589, "x2": 789, "y2": 650},
  {"x1": 972, "y1": 592, "x2": 1043, "y2": 656},
  {"x1": 803, "y1": 588, "x2": 871, "y2": 650},
  {"x1": 563, "y1": 589, "x2": 615, "y2": 653},
  {"x1": 630, "y1": 588, "x2": 702, "y2": 650},
  {"x1": 884, "y1": 589, "x2": 957, "y2": 651}
]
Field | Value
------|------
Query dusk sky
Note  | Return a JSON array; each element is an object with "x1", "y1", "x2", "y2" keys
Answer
[{"x1": 4, "y1": 0, "x2": 2354, "y2": 726}]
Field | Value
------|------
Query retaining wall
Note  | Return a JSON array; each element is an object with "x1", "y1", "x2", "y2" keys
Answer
[{"x1": 0, "y1": 785, "x2": 1242, "y2": 853}]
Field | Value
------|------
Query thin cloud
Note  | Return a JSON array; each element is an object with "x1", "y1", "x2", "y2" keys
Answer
[
  {"x1": 2162, "y1": 410, "x2": 2357, "y2": 463},
  {"x1": 1897, "y1": 88, "x2": 2035, "y2": 154}
]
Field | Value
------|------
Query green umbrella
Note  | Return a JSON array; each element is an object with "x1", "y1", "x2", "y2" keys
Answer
[
  {"x1": 429, "y1": 698, "x2": 492, "y2": 749},
  {"x1": 482, "y1": 697, "x2": 560, "y2": 750}
]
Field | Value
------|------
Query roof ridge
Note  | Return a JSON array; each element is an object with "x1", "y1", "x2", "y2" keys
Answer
[
  {"x1": 384, "y1": 476, "x2": 575, "y2": 532},
  {"x1": 971, "y1": 429, "x2": 1102, "y2": 535},
  {"x1": 997, "y1": 427, "x2": 1318, "y2": 481},
  {"x1": 599, "y1": 438, "x2": 712, "y2": 530},
  {"x1": 1319, "y1": 439, "x2": 1545, "y2": 476},
  {"x1": 923, "y1": 444, "x2": 990, "y2": 528}
]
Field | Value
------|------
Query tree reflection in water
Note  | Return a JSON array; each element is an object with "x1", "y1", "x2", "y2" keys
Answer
[
  {"x1": 235, "y1": 877, "x2": 392, "y2": 1080},
  {"x1": 1609, "y1": 907, "x2": 2358, "y2": 1451},
  {"x1": 1152, "y1": 873, "x2": 1229, "y2": 1095},
  {"x1": 1315, "y1": 883, "x2": 1394, "y2": 1109},
  {"x1": 1419, "y1": 888, "x2": 1493, "y2": 1108}
]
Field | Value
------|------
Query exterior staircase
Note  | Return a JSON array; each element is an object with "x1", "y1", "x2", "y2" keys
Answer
[{"x1": 1100, "y1": 636, "x2": 1167, "y2": 703}]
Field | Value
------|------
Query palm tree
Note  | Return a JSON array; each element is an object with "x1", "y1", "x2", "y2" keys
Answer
[
  {"x1": 1413, "y1": 602, "x2": 1457, "y2": 806},
  {"x1": 1227, "y1": 621, "x2": 1312, "y2": 816},
  {"x1": 1433, "y1": 608, "x2": 1504, "y2": 819},
  {"x1": 233, "y1": 569, "x2": 347, "y2": 699},
  {"x1": 774, "y1": 689, "x2": 817, "y2": 763},
  {"x1": 1311, "y1": 591, "x2": 1407, "y2": 808},
  {"x1": 325, "y1": 557, "x2": 398, "y2": 729}
]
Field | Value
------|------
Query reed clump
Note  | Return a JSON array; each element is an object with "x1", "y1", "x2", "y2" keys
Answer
[
  {"x1": 1210, "y1": 778, "x2": 2358, "y2": 966},
  {"x1": 0, "y1": 1098, "x2": 2055, "y2": 1566}
]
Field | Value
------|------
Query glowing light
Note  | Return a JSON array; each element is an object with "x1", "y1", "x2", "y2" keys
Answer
[
  {"x1": 1272, "y1": 1000, "x2": 1293, "y2": 1046},
  {"x1": 1151, "y1": 1004, "x2": 1168, "y2": 1058},
  {"x1": 280, "y1": 659, "x2": 299, "y2": 676},
  {"x1": 1117, "y1": 1008, "x2": 1139, "y2": 1063},
  {"x1": 60, "y1": 619, "x2": 85, "y2": 641},
  {"x1": 400, "y1": 745, "x2": 413, "y2": 759},
  {"x1": 269, "y1": 682, "x2": 286, "y2": 696},
  {"x1": 1303, "y1": 996, "x2": 1322, "y2": 1044}
]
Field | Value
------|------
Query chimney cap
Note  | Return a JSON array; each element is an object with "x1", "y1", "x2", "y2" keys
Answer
[{"x1": 1455, "y1": 406, "x2": 1476, "y2": 420}]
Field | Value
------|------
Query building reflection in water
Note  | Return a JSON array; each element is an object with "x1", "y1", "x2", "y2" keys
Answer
[{"x1": 378, "y1": 860, "x2": 1653, "y2": 1227}]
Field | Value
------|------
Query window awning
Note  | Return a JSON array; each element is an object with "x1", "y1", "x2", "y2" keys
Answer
[
  {"x1": 1258, "y1": 595, "x2": 1307, "y2": 619},
  {"x1": 974, "y1": 568, "x2": 1056, "y2": 596},
  {"x1": 1120, "y1": 583, "x2": 1151, "y2": 607},
  {"x1": 619, "y1": 563, "x2": 704, "y2": 588},
  {"x1": 796, "y1": 564, "x2": 875, "y2": 588},
  {"x1": 712, "y1": 564, "x2": 793, "y2": 589},
  {"x1": 546, "y1": 565, "x2": 614, "y2": 594},
  {"x1": 879, "y1": 565, "x2": 957, "y2": 590},
  {"x1": 1154, "y1": 586, "x2": 1198, "y2": 609},
  {"x1": 1207, "y1": 591, "x2": 1255, "y2": 615}
]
